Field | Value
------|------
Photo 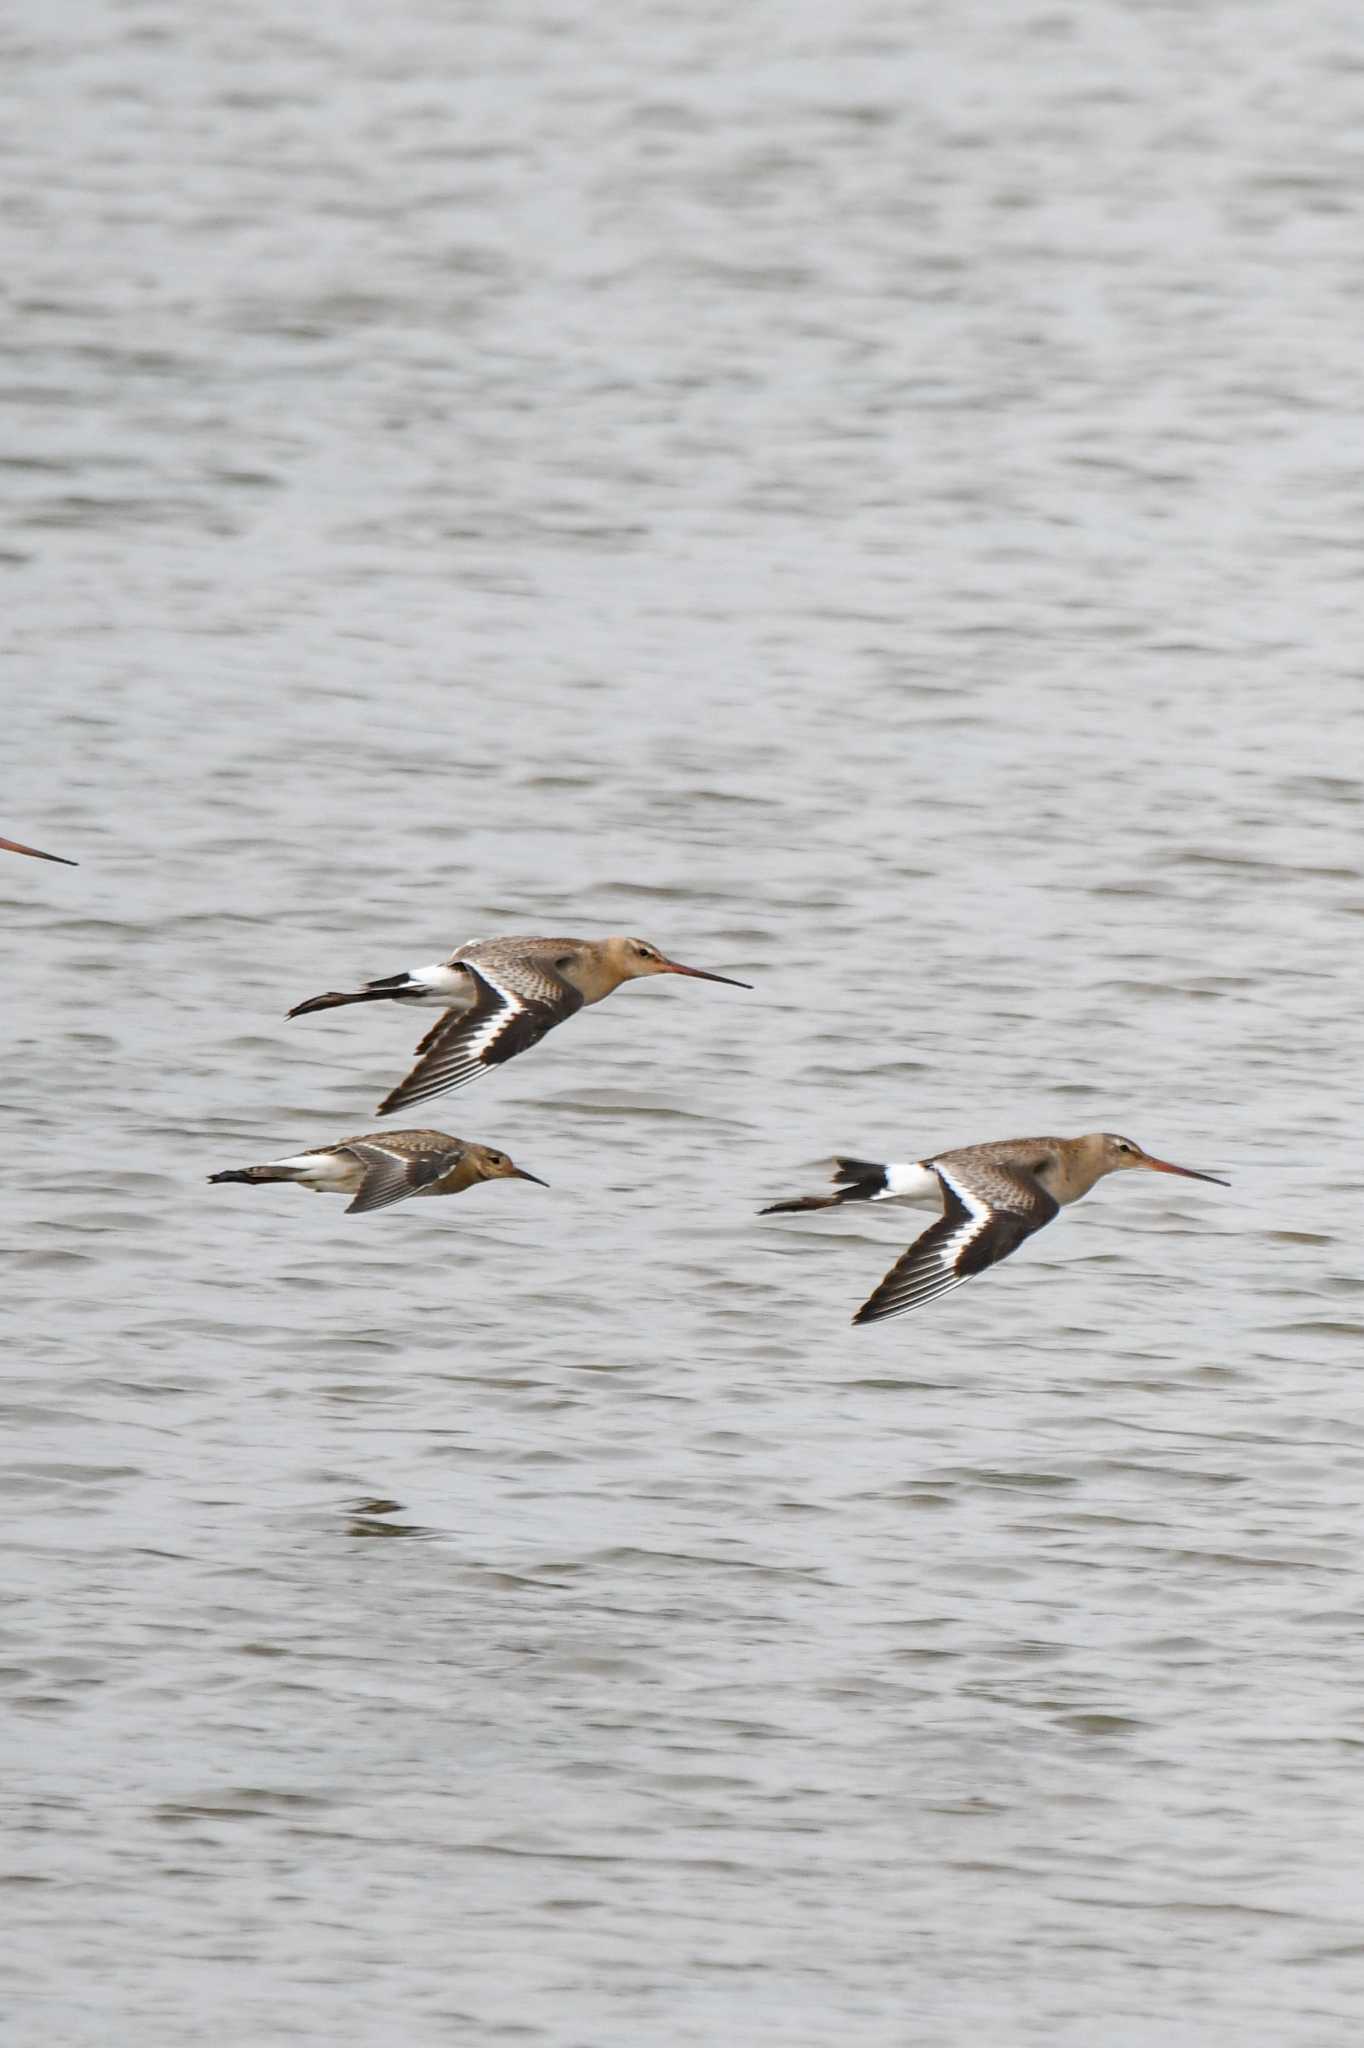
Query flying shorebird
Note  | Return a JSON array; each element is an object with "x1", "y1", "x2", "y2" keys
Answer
[
  {"x1": 761, "y1": 1133, "x2": 1228, "y2": 1323},
  {"x1": 287, "y1": 934, "x2": 751, "y2": 1115},
  {"x1": 1, "y1": 835, "x2": 75, "y2": 866},
  {"x1": 208, "y1": 1129, "x2": 547, "y2": 1216}
]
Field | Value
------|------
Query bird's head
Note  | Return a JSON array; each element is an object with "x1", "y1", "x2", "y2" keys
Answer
[
  {"x1": 1097, "y1": 1133, "x2": 1228, "y2": 1185},
  {"x1": 611, "y1": 937, "x2": 751, "y2": 989},
  {"x1": 470, "y1": 1144, "x2": 548, "y2": 1188}
]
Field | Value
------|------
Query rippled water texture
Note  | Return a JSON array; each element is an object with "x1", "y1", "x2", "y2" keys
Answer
[{"x1": 6, "y1": 1, "x2": 1364, "y2": 2041}]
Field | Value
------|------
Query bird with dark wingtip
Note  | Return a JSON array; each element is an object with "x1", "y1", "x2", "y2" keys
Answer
[
  {"x1": 762, "y1": 1132, "x2": 1228, "y2": 1323},
  {"x1": 287, "y1": 932, "x2": 751, "y2": 1114}
]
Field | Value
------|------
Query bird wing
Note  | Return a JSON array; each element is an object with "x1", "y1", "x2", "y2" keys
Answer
[
  {"x1": 377, "y1": 959, "x2": 584, "y2": 1114},
  {"x1": 342, "y1": 1138, "x2": 455, "y2": 1214},
  {"x1": 852, "y1": 1159, "x2": 1059, "y2": 1324}
]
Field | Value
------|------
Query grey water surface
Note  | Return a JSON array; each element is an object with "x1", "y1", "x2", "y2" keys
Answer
[{"x1": 5, "y1": 1, "x2": 1364, "y2": 2042}]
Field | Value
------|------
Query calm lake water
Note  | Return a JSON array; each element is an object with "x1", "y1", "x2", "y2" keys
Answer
[{"x1": 6, "y1": 1, "x2": 1364, "y2": 2042}]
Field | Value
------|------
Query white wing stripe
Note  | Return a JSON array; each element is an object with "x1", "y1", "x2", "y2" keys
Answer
[
  {"x1": 934, "y1": 1162, "x2": 997, "y2": 1239},
  {"x1": 462, "y1": 983, "x2": 532, "y2": 1061},
  {"x1": 381, "y1": 969, "x2": 536, "y2": 1108}
]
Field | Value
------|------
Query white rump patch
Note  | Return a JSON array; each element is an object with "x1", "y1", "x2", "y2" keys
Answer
[
  {"x1": 410, "y1": 959, "x2": 473, "y2": 1004},
  {"x1": 276, "y1": 1149, "x2": 353, "y2": 1187},
  {"x1": 874, "y1": 1161, "x2": 940, "y2": 1205}
]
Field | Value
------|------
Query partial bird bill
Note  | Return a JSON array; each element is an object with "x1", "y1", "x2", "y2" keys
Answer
[
  {"x1": 0, "y1": 835, "x2": 76, "y2": 866},
  {"x1": 657, "y1": 955, "x2": 752, "y2": 988},
  {"x1": 1136, "y1": 1149, "x2": 1229, "y2": 1186}
]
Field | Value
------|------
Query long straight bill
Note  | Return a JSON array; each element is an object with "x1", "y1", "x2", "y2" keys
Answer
[
  {"x1": 0, "y1": 835, "x2": 76, "y2": 866},
  {"x1": 1140, "y1": 1152, "x2": 1229, "y2": 1187}
]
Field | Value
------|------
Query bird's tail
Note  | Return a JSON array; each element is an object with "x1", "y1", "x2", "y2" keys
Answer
[
  {"x1": 761, "y1": 1157, "x2": 888, "y2": 1215},
  {"x1": 287, "y1": 972, "x2": 415, "y2": 1020},
  {"x1": 831, "y1": 1157, "x2": 887, "y2": 1190}
]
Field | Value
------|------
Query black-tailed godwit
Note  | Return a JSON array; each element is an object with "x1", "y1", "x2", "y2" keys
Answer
[
  {"x1": 287, "y1": 935, "x2": 750, "y2": 1114},
  {"x1": 762, "y1": 1133, "x2": 1227, "y2": 1323}
]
